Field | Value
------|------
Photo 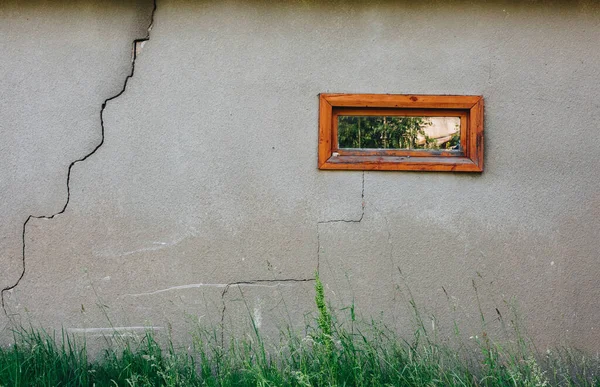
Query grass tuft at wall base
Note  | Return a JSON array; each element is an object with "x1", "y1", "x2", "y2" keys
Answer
[{"x1": 0, "y1": 280, "x2": 598, "y2": 386}]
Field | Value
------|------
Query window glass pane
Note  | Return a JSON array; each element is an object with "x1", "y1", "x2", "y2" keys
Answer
[{"x1": 338, "y1": 116, "x2": 461, "y2": 150}]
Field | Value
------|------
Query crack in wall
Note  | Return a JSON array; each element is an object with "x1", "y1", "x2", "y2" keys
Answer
[
  {"x1": 316, "y1": 171, "x2": 365, "y2": 272},
  {"x1": 1, "y1": 0, "x2": 158, "y2": 317},
  {"x1": 216, "y1": 172, "x2": 364, "y2": 339},
  {"x1": 318, "y1": 172, "x2": 365, "y2": 225},
  {"x1": 219, "y1": 278, "x2": 315, "y2": 346},
  {"x1": 1, "y1": 1, "x2": 366, "y2": 334}
]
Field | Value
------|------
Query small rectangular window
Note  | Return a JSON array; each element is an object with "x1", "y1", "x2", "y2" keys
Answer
[{"x1": 318, "y1": 94, "x2": 484, "y2": 172}]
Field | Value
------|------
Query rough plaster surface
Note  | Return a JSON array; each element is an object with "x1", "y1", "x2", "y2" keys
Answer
[
  {"x1": 0, "y1": 0, "x2": 154, "y2": 334},
  {"x1": 1, "y1": 0, "x2": 599, "y2": 352}
]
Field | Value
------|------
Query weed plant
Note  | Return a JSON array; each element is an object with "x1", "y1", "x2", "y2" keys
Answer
[{"x1": 0, "y1": 275, "x2": 598, "y2": 386}]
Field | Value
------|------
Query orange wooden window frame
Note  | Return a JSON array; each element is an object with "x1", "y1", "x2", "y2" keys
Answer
[{"x1": 318, "y1": 94, "x2": 484, "y2": 172}]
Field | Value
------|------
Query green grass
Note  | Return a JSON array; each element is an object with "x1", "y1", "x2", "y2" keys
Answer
[{"x1": 0, "y1": 276, "x2": 598, "y2": 386}]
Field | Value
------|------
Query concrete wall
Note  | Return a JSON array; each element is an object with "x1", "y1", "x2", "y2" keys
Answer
[{"x1": 1, "y1": 0, "x2": 599, "y2": 352}]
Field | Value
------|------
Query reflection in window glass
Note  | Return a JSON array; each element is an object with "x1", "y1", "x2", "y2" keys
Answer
[{"x1": 338, "y1": 116, "x2": 460, "y2": 150}]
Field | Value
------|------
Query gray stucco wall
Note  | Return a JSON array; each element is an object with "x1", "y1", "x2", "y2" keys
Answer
[{"x1": 1, "y1": 0, "x2": 599, "y2": 352}]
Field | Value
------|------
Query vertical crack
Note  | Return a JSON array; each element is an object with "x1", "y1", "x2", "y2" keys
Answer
[
  {"x1": 1, "y1": 0, "x2": 158, "y2": 316},
  {"x1": 317, "y1": 171, "x2": 365, "y2": 225},
  {"x1": 316, "y1": 171, "x2": 365, "y2": 272}
]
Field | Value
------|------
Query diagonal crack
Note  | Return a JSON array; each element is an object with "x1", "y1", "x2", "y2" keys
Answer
[
  {"x1": 1, "y1": 0, "x2": 158, "y2": 317},
  {"x1": 219, "y1": 278, "x2": 315, "y2": 346}
]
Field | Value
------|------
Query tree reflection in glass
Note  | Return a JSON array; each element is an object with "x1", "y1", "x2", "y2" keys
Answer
[{"x1": 337, "y1": 116, "x2": 460, "y2": 150}]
